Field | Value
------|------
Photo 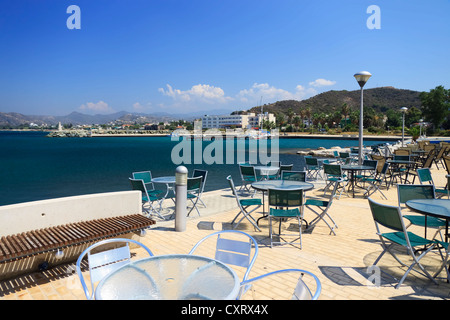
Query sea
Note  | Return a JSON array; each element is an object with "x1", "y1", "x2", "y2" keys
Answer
[{"x1": 0, "y1": 131, "x2": 391, "y2": 206}]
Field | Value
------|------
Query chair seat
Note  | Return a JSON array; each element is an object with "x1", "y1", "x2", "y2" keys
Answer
[
  {"x1": 187, "y1": 193, "x2": 198, "y2": 199},
  {"x1": 142, "y1": 194, "x2": 163, "y2": 202},
  {"x1": 403, "y1": 215, "x2": 446, "y2": 228},
  {"x1": 305, "y1": 199, "x2": 329, "y2": 207},
  {"x1": 243, "y1": 176, "x2": 258, "y2": 182},
  {"x1": 148, "y1": 189, "x2": 164, "y2": 195},
  {"x1": 270, "y1": 208, "x2": 300, "y2": 217},
  {"x1": 436, "y1": 188, "x2": 448, "y2": 194},
  {"x1": 381, "y1": 231, "x2": 434, "y2": 247},
  {"x1": 240, "y1": 198, "x2": 263, "y2": 206}
]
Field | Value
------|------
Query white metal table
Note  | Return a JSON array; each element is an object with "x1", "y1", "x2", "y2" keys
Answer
[
  {"x1": 254, "y1": 166, "x2": 280, "y2": 180},
  {"x1": 152, "y1": 176, "x2": 176, "y2": 202},
  {"x1": 95, "y1": 254, "x2": 240, "y2": 300}
]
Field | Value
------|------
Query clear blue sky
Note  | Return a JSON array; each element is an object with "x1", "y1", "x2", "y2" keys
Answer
[{"x1": 0, "y1": 0, "x2": 449, "y2": 116}]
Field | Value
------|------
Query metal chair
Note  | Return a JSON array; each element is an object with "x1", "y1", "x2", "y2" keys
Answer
[
  {"x1": 188, "y1": 230, "x2": 259, "y2": 297},
  {"x1": 132, "y1": 171, "x2": 164, "y2": 195},
  {"x1": 192, "y1": 169, "x2": 208, "y2": 207},
  {"x1": 281, "y1": 170, "x2": 307, "y2": 182},
  {"x1": 239, "y1": 268, "x2": 322, "y2": 300},
  {"x1": 305, "y1": 176, "x2": 340, "y2": 235},
  {"x1": 361, "y1": 162, "x2": 390, "y2": 200},
  {"x1": 305, "y1": 157, "x2": 321, "y2": 180},
  {"x1": 239, "y1": 164, "x2": 258, "y2": 193},
  {"x1": 227, "y1": 175, "x2": 263, "y2": 231},
  {"x1": 278, "y1": 164, "x2": 293, "y2": 178},
  {"x1": 267, "y1": 188, "x2": 304, "y2": 248},
  {"x1": 368, "y1": 198, "x2": 443, "y2": 289},
  {"x1": 187, "y1": 176, "x2": 202, "y2": 216},
  {"x1": 416, "y1": 168, "x2": 448, "y2": 198},
  {"x1": 129, "y1": 178, "x2": 166, "y2": 220},
  {"x1": 323, "y1": 163, "x2": 348, "y2": 199},
  {"x1": 76, "y1": 238, "x2": 154, "y2": 300},
  {"x1": 397, "y1": 184, "x2": 446, "y2": 240}
]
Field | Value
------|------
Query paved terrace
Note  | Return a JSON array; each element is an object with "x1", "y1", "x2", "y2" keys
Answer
[{"x1": 1, "y1": 167, "x2": 450, "y2": 300}]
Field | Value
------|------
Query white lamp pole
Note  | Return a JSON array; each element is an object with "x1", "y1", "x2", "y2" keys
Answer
[
  {"x1": 419, "y1": 118, "x2": 423, "y2": 138},
  {"x1": 353, "y1": 71, "x2": 372, "y2": 164},
  {"x1": 401, "y1": 107, "x2": 408, "y2": 147}
]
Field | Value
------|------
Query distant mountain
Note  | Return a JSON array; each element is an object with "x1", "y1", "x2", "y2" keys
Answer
[
  {"x1": 248, "y1": 87, "x2": 422, "y2": 115},
  {"x1": 0, "y1": 108, "x2": 233, "y2": 127}
]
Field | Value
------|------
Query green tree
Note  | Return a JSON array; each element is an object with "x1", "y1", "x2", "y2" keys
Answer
[{"x1": 420, "y1": 85, "x2": 450, "y2": 129}]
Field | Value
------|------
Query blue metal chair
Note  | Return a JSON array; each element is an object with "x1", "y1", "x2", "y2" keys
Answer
[
  {"x1": 129, "y1": 178, "x2": 166, "y2": 220},
  {"x1": 281, "y1": 170, "x2": 307, "y2": 182},
  {"x1": 417, "y1": 168, "x2": 448, "y2": 198},
  {"x1": 239, "y1": 269, "x2": 321, "y2": 300},
  {"x1": 227, "y1": 175, "x2": 263, "y2": 231},
  {"x1": 188, "y1": 230, "x2": 258, "y2": 286},
  {"x1": 187, "y1": 176, "x2": 203, "y2": 216},
  {"x1": 76, "y1": 238, "x2": 154, "y2": 300}
]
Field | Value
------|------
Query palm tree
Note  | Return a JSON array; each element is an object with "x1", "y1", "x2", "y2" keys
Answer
[
  {"x1": 305, "y1": 107, "x2": 312, "y2": 128},
  {"x1": 341, "y1": 103, "x2": 350, "y2": 126}
]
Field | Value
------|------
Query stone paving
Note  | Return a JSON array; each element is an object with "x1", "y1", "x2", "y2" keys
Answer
[{"x1": 1, "y1": 166, "x2": 450, "y2": 300}]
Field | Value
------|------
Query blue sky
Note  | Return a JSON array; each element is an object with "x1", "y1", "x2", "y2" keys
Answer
[{"x1": 0, "y1": 0, "x2": 449, "y2": 116}]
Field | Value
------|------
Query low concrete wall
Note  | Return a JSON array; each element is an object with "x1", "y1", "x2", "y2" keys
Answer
[
  {"x1": 0, "y1": 191, "x2": 144, "y2": 280},
  {"x1": 0, "y1": 191, "x2": 142, "y2": 236}
]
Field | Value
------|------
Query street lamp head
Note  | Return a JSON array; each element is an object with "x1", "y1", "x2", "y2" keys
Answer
[
  {"x1": 400, "y1": 107, "x2": 408, "y2": 113},
  {"x1": 354, "y1": 71, "x2": 372, "y2": 88}
]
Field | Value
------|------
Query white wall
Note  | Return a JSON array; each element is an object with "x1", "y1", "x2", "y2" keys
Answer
[{"x1": 0, "y1": 191, "x2": 142, "y2": 236}]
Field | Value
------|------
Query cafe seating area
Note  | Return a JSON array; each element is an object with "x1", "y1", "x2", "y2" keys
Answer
[{"x1": 2, "y1": 141, "x2": 450, "y2": 300}]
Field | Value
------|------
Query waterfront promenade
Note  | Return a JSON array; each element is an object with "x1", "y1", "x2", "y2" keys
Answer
[{"x1": 1, "y1": 167, "x2": 449, "y2": 300}]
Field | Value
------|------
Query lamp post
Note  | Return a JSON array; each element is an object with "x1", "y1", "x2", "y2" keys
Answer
[
  {"x1": 353, "y1": 71, "x2": 372, "y2": 164},
  {"x1": 400, "y1": 107, "x2": 408, "y2": 147},
  {"x1": 419, "y1": 118, "x2": 423, "y2": 138}
]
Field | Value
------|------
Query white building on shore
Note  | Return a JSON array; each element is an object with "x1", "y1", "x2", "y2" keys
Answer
[{"x1": 201, "y1": 113, "x2": 275, "y2": 130}]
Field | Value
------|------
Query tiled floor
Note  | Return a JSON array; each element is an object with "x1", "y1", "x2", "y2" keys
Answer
[{"x1": 1, "y1": 166, "x2": 450, "y2": 300}]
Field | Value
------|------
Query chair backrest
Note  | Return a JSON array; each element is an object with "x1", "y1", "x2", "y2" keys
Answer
[
  {"x1": 281, "y1": 171, "x2": 306, "y2": 182},
  {"x1": 268, "y1": 188, "x2": 303, "y2": 208},
  {"x1": 417, "y1": 168, "x2": 433, "y2": 184},
  {"x1": 129, "y1": 178, "x2": 150, "y2": 202},
  {"x1": 187, "y1": 176, "x2": 202, "y2": 192},
  {"x1": 132, "y1": 171, "x2": 156, "y2": 190},
  {"x1": 305, "y1": 157, "x2": 318, "y2": 166},
  {"x1": 188, "y1": 230, "x2": 258, "y2": 282},
  {"x1": 368, "y1": 198, "x2": 405, "y2": 232},
  {"x1": 393, "y1": 155, "x2": 410, "y2": 161},
  {"x1": 279, "y1": 164, "x2": 293, "y2": 173},
  {"x1": 379, "y1": 162, "x2": 390, "y2": 176},
  {"x1": 339, "y1": 152, "x2": 350, "y2": 158},
  {"x1": 394, "y1": 149, "x2": 410, "y2": 155},
  {"x1": 423, "y1": 150, "x2": 435, "y2": 168},
  {"x1": 397, "y1": 184, "x2": 435, "y2": 205},
  {"x1": 371, "y1": 155, "x2": 386, "y2": 173},
  {"x1": 239, "y1": 164, "x2": 256, "y2": 177},
  {"x1": 362, "y1": 159, "x2": 378, "y2": 170},
  {"x1": 193, "y1": 169, "x2": 208, "y2": 192},
  {"x1": 76, "y1": 238, "x2": 154, "y2": 300},
  {"x1": 443, "y1": 155, "x2": 450, "y2": 174},
  {"x1": 323, "y1": 163, "x2": 342, "y2": 177}
]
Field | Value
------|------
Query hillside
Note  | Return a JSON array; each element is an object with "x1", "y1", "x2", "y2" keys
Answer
[{"x1": 248, "y1": 87, "x2": 422, "y2": 115}]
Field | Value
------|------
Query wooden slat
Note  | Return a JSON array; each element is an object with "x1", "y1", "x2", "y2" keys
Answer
[{"x1": 0, "y1": 215, "x2": 155, "y2": 263}]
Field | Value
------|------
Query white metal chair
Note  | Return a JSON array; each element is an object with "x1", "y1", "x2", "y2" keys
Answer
[
  {"x1": 227, "y1": 175, "x2": 263, "y2": 231},
  {"x1": 76, "y1": 238, "x2": 154, "y2": 300},
  {"x1": 239, "y1": 268, "x2": 322, "y2": 300},
  {"x1": 188, "y1": 230, "x2": 259, "y2": 288},
  {"x1": 132, "y1": 171, "x2": 164, "y2": 196}
]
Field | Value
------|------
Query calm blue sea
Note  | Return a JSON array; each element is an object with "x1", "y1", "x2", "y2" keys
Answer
[{"x1": 0, "y1": 131, "x2": 390, "y2": 206}]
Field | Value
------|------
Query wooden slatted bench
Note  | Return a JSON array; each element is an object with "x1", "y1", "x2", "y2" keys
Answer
[{"x1": 0, "y1": 214, "x2": 155, "y2": 263}]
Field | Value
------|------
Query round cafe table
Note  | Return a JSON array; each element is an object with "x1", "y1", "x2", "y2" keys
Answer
[
  {"x1": 95, "y1": 254, "x2": 240, "y2": 300},
  {"x1": 152, "y1": 176, "x2": 176, "y2": 201},
  {"x1": 341, "y1": 164, "x2": 374, "y2": 198},
  {"x1": 254, "y1": 166, "x2": 280, "y2": 180}
]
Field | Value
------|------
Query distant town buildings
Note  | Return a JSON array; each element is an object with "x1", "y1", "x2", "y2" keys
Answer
[{"x1": 201, "y1": 113, "x2": 275, "y2": 129}]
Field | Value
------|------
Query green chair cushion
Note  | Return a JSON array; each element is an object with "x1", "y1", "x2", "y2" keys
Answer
[
  {"x1": 240, "y1": 198, "x2": 263, "y2": 206},
  {"x1": 305, "y1": 199, "x2": 329, "y2": 207},
  {"x1": 381, "y1": 231, "x2": 434, "y2": 247},
  {"x1": 403, "y1": 215, "x2": 446, "y2": 228},
  {"x1": 269, "y1": 208, "x2": 300, "y2": 217}
]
